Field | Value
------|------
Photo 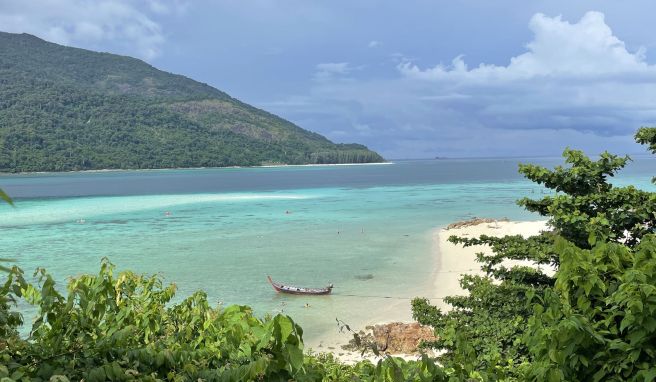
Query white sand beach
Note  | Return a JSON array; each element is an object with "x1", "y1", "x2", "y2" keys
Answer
[
  {"x1": 428, "y1": 219, "x2": 550, "y2": 310},
  {"x1": 324, "y1": 219, "x2": 550, "y2": 363}
]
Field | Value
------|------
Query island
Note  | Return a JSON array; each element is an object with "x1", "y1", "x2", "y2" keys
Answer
[{"x1": 0, "y1": 32, "x2": 384, "y2": 172}]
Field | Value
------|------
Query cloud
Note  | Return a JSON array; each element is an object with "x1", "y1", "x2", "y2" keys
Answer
[
  {"x1": 146, "y1": 0, "x2": 189, "y2": 15},
  {"x1": 391, "y1": 11, "x2": 656, "y2": 137},
  {"x1": 368, "y1": 40, "x2": 381, "y2": 48},
  {"x1": 264, "y1": 11, "x2": 656, "y2": 158},
  {"x1": 316, "y1": 62, "x2": 351, "y2": 74},
  {"x1": 0, "y1": 0, "x2": 172, "y2": 60},
  {"x1": 398, "y1": 12, "x2": 652, "y2": 81},
  {"x1": 314, "y1": 62, "x2": 352, "y2": 80}
]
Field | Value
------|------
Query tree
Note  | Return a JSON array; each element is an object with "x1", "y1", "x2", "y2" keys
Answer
[
  {"x1": 525, "y1": 236, "x2": 656, "y2": 381},
  {"x1": 412, "y1": 127, "x2": 656, "y2": 379}
]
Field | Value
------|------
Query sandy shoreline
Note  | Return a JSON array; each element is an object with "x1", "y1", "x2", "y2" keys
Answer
[
  {"x1": 430, "y1": 219, "x2": 549, "y2": 310},
  {"x1": 322, "y1": 219, "x2": 549, "y2": 363}
]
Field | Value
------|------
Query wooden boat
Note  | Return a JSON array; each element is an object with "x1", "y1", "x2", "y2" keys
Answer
[{"x1": 267, "y1": 276, "x2": 333, "y2": 295}]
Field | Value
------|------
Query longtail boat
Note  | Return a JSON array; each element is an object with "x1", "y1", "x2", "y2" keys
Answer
[{"x1": 267, "y1": 276, "x2": 333, "y2": 295}]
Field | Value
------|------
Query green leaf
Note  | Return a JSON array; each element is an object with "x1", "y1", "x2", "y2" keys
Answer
[
  {"x1": 277, "y1": 315, "x2": 294, "y2": 342},
  {"x1": 287, "y1": 345, "x2": 304, "y2": 371},
  {"x1": 638, "y1": 368, "x2": 656, "y2": 382},
  {"x1": 0, "y1": 188, "x2": 13, "y2": 206},
  {"x1": 87, "y1": 368, "x2": 106, "y2": 382}
]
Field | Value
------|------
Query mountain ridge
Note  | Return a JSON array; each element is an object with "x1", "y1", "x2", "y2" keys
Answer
[{"x1": 0, "y1": 32, "x2": 383, "y2": 172}]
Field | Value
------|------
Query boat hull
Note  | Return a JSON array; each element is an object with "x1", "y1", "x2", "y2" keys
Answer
[{"x1": 267, "y1": 276, "x2": 333, "y2": 295}]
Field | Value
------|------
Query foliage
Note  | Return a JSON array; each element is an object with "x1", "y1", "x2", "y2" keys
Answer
[
  {"x1": 636, "y1": 127, "x2": 656, "y2": 183},
  {"x1": 2, "y1": 261, "x2": 311, "y2": 381},
  {"x1": 0, "y1": 188, "x2": 12, "y2": 207},
  {"x1": 636, "y1": 127, "x2": 656, "y2": 155},
  {"x1": 518, "y1": 149, "x2": 655, "y2": 249},
  {"x1": 0, "y1": 32, "x2": 383, "y2": 172},
  {"x1": 525, "y1": 237, "x2": 656, "y2": 381},
  {"x1": 0, "y1": 188, "x2": 12, "y2": 272},
  {"x1": 412, "y1": 276, "x2": 538, "y2": 373},
  {"x1": 0, "y1": 265, "x2": 23, "y2": 339},
  {"x1": 0, "y1": 259, "x2": 456, "y2": 381}
]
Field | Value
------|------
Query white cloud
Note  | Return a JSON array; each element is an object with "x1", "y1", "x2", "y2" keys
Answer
[
  {"x1": 353, "y1": 123, "x2": 373, "y2": 135},
  {"x1": 398, "y1": 12, "x2": 653, "y2": 81},
  {"x1": 391, "y1": 11, "x2": 656, "y2": 137},
  {"x1": 146, "y1": 0, "x2": 189, "y2": 15},
  {"x1": 316, "y1": 62, "x2": 351, "y2": 74},
  {"x1": 314, "y1": 62, "x2": 352, "y2": 80},
  {"x1": 368, "y1": 40, "x2": 381, "y2": 48},
  {"x1": 265, "y1": 11, "x2": 656, "y2": 158},
  {"x1": 0, "y1": 0, "x2": 170, "y2": 60}
]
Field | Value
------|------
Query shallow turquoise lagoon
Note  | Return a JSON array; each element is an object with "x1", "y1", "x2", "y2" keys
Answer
[{"x1": 1, "y1": 158, "x2": 654, "y2": 346}]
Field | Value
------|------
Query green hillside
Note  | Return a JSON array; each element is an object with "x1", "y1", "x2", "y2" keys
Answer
[{"x1": 0, "y1": 32, "x2": 384, "y2": 172}]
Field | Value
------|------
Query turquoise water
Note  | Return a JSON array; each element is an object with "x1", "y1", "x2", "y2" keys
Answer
[{"x1": 1, "y1": 158, "x2": 654, "y2": 346}]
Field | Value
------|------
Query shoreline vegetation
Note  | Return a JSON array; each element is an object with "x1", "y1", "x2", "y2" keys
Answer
[{"x1": 0, "y1": 161, "x2": 394, "y2": 176}]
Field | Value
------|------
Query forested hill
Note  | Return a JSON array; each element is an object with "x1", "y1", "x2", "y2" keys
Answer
[{"x1": 0, "y1": 32, "x2": 384, "y2": 172}]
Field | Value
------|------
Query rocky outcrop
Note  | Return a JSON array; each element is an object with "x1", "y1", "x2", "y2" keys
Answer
[
  {"x1": 372, "y1": 322, "x2": 436, "y2": 353},
  {"x1": 446, "y1": 217, "x2": 509, "y2": 230},
  {"x1": 342, "y1": 322, "x2": 436, "y2": 354}
]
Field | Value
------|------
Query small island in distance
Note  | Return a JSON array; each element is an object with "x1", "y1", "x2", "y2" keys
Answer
[{"x1": 0, "y1": 32, "x2": 384, "y2": 173}]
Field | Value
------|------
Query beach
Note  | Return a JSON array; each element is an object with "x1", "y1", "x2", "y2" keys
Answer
[
  {"x1": 323, "y1": 218, "x2": 550, "y2": 363},
  {"x1": 430, "y1": 219, "x2": 550, "y2": 309}
]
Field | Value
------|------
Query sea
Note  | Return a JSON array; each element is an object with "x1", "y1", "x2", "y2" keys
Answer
[{"x1": 1, "y1": 157, "x2": 654, "y2": 347}]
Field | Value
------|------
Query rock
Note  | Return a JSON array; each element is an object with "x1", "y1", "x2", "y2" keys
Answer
[
  {"x1": 372, "y1": 322, "x2": 436, "y2": 354},
  {"x1": 446, "y1": 217, "x2": 509, "y2": 230},
  {"x1": 341, "y1": 322, "x2": 436, "y2": 354}
]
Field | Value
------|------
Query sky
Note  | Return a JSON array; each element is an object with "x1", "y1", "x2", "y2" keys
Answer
[{"x1": 2, "y1": 1, "x2": 656, "y2": 159}]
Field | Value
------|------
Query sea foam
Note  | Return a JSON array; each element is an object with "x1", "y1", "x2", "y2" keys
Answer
[{"x1": 0, "y1": 193, "x2": 312, "y2": 226}]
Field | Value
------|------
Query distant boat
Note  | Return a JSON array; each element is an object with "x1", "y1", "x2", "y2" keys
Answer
[{"x1": 267, "y1": 276, "x2": 333, "y2": 295}]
